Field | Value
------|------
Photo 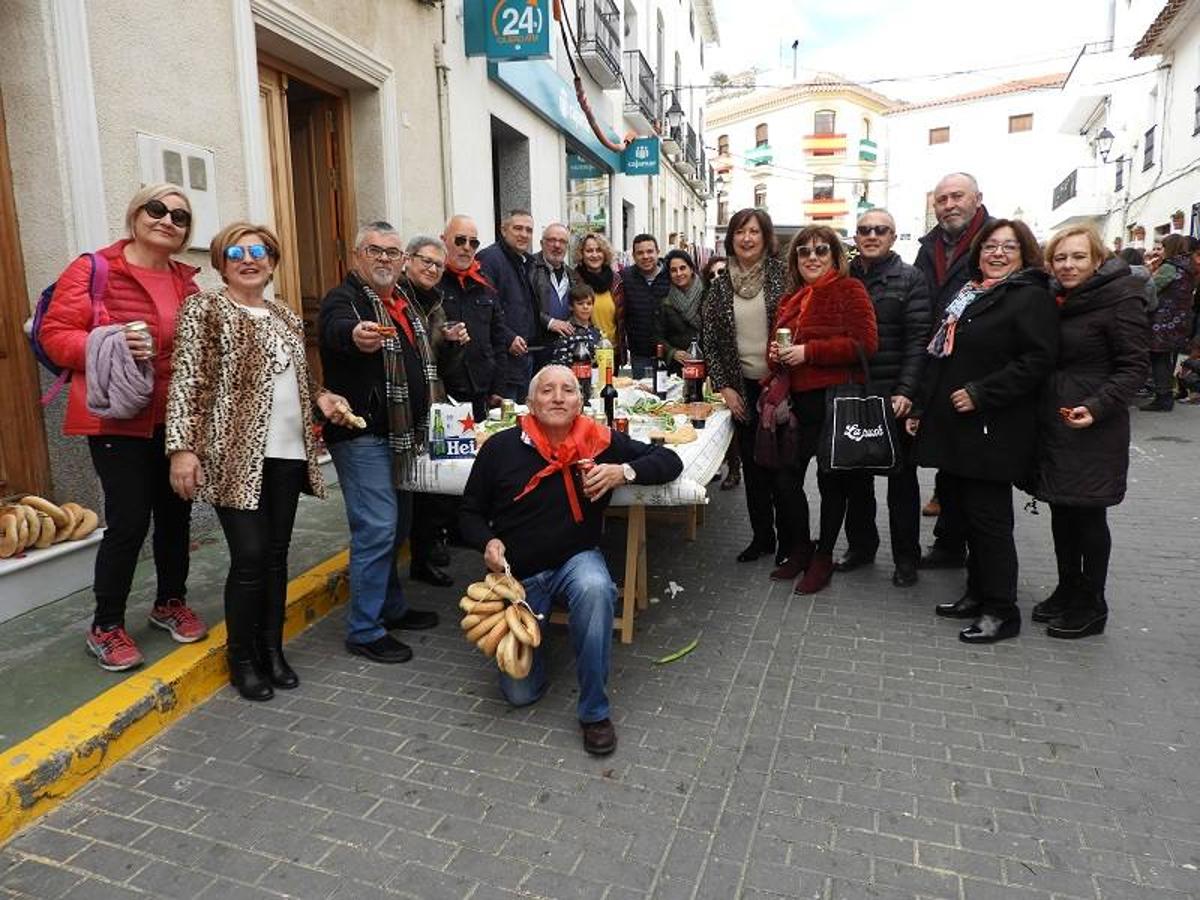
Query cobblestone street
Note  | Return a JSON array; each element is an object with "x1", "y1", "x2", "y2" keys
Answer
[{"x1": 4, "y1": 407, "x2": 1200, "y2": 900}]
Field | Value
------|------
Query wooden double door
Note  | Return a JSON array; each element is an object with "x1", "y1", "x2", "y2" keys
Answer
[
  {"x1": 0, "y1": 89, "x2": 52, "y2": 497},
  {"x1": 258, "y1": 58, "x2": 355, "y2": 385}
]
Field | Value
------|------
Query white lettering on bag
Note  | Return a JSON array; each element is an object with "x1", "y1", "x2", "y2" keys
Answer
[{"x1": 843, "y1": 423, "x2": 884, "y2": 442}]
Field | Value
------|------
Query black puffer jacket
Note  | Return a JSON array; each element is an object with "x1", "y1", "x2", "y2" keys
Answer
[
  {"x1": 1036, "y1": 258, "x2": 1149, "y2": 507},
  {"x1": 915, "y1": 268, "x2": 1058, "y2": 484},
  {"x1": 620, "y1": 264, "x2": 671, "y2": 358},
  {"x1": 701, "y1": 255, "x2": 789, "y2": 402},
  {"x1": 438, "y1": 268, "x2": 514, "y2": 400},
  {"x1": 850, "y1": 252, "x2": 931, "y2": 398}
]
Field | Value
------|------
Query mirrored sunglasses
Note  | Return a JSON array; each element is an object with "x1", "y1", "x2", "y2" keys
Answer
[
  {"x1": 225, "y1": 244, "x2": 271, "y2": 262},
  {"x1": 796, "y1": 244, "x2": 832, "y2": 259}
]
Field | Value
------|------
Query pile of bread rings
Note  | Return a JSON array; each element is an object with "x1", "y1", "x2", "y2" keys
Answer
[
  {"x1": 459, "y1": 573, "x2": 541, "y2": 678},
  {"x1": 0, "y1": 496, "x2": 100, "y2": 559}
]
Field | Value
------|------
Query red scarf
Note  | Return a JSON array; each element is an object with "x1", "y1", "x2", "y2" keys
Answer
[
  {"x1": 446, "y1": 259, "x2": 493, "y2": 291},
  {"x1": 933, "y1": 206, "x2": 986, "y2": 286},
  {"x1": 380, "y1": 290, "x2": 416, "y2": 345},
  {"x1": 771, "y1": 270, "x2": 839, "y2": 369},
  {"x1": 514, "y1": 414, "x2": 613, "y2": 523}
]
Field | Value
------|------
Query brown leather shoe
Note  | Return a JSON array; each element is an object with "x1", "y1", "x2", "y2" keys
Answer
[
  {"x1": 794, "y1": 554, "x2": 834, "y2": 595},
  {"x1": 581, "y1": 718, "x2": 617, "y2": 756},
  {"x1": 770, "y1": 541, "x2": 814, "y2": 580}
]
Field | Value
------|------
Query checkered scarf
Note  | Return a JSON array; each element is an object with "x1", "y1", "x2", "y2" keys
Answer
[{"x1": 357, "y1": 278, "x2": 441, "y2": 486}]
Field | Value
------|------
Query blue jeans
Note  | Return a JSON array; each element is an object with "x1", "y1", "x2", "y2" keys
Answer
[
  {"x1": 328, "y1": 435, "x2": 412, "y2": 644},
  {"x1": 499, "y1": 548, "x2": 615, "y2": 723}
]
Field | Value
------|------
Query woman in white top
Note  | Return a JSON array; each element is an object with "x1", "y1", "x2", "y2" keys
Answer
[{"x1": 167, "y1": 222, "x2": 352, "y2": 701}]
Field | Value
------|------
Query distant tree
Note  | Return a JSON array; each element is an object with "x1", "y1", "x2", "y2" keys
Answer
[{"x1": 710, "y1": 71, "x2": 731, "y2": 87}]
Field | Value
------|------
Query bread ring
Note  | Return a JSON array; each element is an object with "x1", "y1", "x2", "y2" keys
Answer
[
  {"x1": 33, "y1": 515, "x2": 55, "y2": 549},
  {"x1": 509, "y1": 638, "x2": 533, "y2": 679},
  {"x1": 466, "y1": 582, "x2": 500, "y2": 602},
  {"x1": 0, "y1": 512, "x2": 19, "y2": 559},
  {"x1": 19, "y1": 495, "x2": 69, "y2": 530},
  {"x1": 515, "y1": 605, "x2": 542, "y2": 648},
  {"x1": 505, "y1": 604, "x2": 536, "y2": 647},
  {"x1": 465, "y1": 610, "x2": 506, "y2": 643},
  {"x1": 458, "y1": 595, "x2": 476, "y2": 613},
  {"x1": 460, "y1": 613, "x2": 485, "y2": 631},
  {"x1": 53, "y1": 504, "x2": 78, "y2": 543},
  {"x1": 475, "y1": 617, "x2": 509, "y2": 657},
  {"x1": 495, "y1": 631, "x2": 518, "y2": 675},
  {"x1": 459, "y1": 595, "x2": 505, "y2": 616},
  {"x1": 18, "y1": 505, "x2": 41, "y2": 548},
  {"x1": 483, "y1": 573, "x2": 524, "y2": 603},
  {"x1": 15, "y1": 513, "x2": 29, "y2": 551},
  {"x1": 70, "y1": 508, "x2": 99, "y2": 540}
]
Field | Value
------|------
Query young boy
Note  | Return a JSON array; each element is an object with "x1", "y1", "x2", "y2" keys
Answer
[{"x1": 552, "y1": 284, "x2": 603, "y2": 366}]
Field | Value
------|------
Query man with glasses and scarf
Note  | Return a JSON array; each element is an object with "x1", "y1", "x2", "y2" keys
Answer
[
  {"x1": 530, "y1": 222, "x2": 580, "y2": 370},
  {"x1": 912, "y1": 173, "x2": 994, "y2": 570},
  {"x1": 318, "y1": 221, "x2": 443, "y2": 664},
  {"x1": 439, "y1": 215, "x2": 514, "y2": 419},
  {"x1": 840, "y1": 209, "x2": 931, "y2": 588}
]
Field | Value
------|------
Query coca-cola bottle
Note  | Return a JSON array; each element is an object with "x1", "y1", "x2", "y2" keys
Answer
[
  {"x1": 683, "y1": 337, "x2": 706, "y2": 404},
  {"x1": 572, "y1": 338, "x2": 593, "y2": 400}
]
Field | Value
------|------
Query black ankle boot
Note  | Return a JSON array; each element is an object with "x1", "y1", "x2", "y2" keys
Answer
[
  {"x1": 1032, "y1": 577, "x2": 1078, "y2": 623},
  {"x1": 228, "y1": 654, "x2": 274, "y2": 701},
  {"x1": 1047, "y1": 584, "x2": 1108, "y2": 640},
  {"x1": 257, "y1": 593, "x2": 299, "y2": 689}
]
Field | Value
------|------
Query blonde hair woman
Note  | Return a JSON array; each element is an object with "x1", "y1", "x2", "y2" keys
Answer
[
  {"x1": 573, "y1": 232, "x2": 624, "y2": 360},
  {"x1": 40, "y1": 183, "x2": 206, "y2": 672},
  {"x1": 167, "y1": 222, "x2": 352, "y2": 700}
]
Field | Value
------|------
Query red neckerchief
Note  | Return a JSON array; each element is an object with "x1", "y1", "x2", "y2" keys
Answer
[
  {"x1": 933, "y1": 206, "x2": 986, "y2": 286},
  {"x1": 380, "y1": 289, "x2": 416, "y2": 344},
  {"x1": 513, "y1": 414, "x2": 613, "y2": 523},
  {"x1": 770, "y1": 270, "x2": 839, "y2": 371},
  {"x1": 446, "y1": 259, "x2": 493, "y2": 290}
]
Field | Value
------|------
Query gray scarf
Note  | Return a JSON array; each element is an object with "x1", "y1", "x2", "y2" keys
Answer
[
  {"x1": 729, "y1": 258, "x2": 765, "y2": 299},
  {"x1": 666, "y1": 273, "x2": 706, "y2": 327}
]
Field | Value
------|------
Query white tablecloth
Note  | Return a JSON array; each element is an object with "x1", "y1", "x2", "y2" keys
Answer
[{"x1": 406, "y1": 410, "x2": 733, "y2": 507}]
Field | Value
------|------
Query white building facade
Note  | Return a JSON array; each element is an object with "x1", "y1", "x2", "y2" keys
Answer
[
  {"x1": 1050, "y1": 0, "x2": 1200, "y2": 247},
  {"x1": 705, "y1": 74, "x2": 893, "y2": 248},
  {"x1": 884, "y1": 75, "x2": 1078, "y2": 260},
  {"x1": 444, "y1": 0, "x2": 718, "y2": 255}
]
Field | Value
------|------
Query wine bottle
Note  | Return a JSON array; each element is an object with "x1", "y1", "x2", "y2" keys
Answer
[
  {"x1": 601, "y1": 366, "x2": 618, "y2": 427},
  {"x1": 572, "y1": 337, "x2": 593, "y2": 400},
  {"x1": 653, "y1": 342, "x2": 669, "y2": 400}
]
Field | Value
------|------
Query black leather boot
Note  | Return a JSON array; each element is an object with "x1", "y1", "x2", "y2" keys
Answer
[
  {"x1": 228, "y1": 654, "x2": 274, "y2": 701},
  {"x1": 226, "y1": 598, "x2": 274, "y2": 701},
  {"x1": 1047, "y1": 580, "x2": 1108, "y2": 639},
  {"x1": 1032, "y1": 576, "x2": 1079, "y2": 623},
  {"x1": 256, "y1": 592, "x2": 299, "y2": 690}
]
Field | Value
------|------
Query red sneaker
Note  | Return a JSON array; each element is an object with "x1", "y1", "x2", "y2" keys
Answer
[
  {"x1": 87, "y1": 625, "x2": 145, "y2": 671},
  {"x1": 148, "y1": 600, "x2": 209, "y2": 643}
]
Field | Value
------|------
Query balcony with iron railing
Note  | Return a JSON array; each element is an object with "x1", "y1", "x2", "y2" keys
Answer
[
  {"x1": 576, "y1": 0, "x2": 622, "y2": 89},
  {"x1": 859, "y1": 138, "x2": 878, "y2": 164},
  {"x1": 1048, "y1": 165, "x2": 1109, "y2": 229},
  {"x1": 745, "y1": 143, "x2": 772, "y2": 166},
  {"x1": 622, "y1": 50, "x2": 658, "y2": 129}
]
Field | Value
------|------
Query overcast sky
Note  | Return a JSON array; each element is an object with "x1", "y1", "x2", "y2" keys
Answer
[{"x1": 707, "y1": 0, "x2": 1116, "y2": 102}]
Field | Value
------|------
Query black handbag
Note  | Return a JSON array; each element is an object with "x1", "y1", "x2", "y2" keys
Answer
[{"x1": 817, "y1": 344, "x2": 899, "y2": 474}]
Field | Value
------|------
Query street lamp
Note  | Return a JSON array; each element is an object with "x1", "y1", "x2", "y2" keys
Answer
[
  {"x1": 1095, "y1": 127, "x2": 1115, "y2": 163},
  {"x1": 662, "y1": 90, "x2": 685, "y2": 131}
]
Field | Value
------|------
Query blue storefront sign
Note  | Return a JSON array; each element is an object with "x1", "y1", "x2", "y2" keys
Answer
[
  {"x1": 465, "y1": 0, "x2": 552, "y2": 61},
  {"x1": 489, "y1": 60, "x2": 623, "y2": 171},
  {"x1": 622, "y1": 137, "x2": 660, "y2": 176}
]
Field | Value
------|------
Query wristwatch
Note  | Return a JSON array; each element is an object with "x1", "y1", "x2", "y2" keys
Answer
[{"x1": 621, "y1": 463, "x2": 637, "y2": 484}]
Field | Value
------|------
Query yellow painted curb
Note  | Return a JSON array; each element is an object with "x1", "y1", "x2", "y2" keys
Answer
[{"x1": 0, "y1": 551, "x2": 350, "y2": 845}]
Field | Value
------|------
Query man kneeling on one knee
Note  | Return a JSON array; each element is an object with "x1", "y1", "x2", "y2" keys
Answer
[{"x1": 459, "y1": 365, "x2": 682, "y2": 755}]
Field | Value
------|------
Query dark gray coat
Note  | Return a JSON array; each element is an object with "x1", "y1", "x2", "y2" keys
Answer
[{"x1": 1036, "y1": 258, "x2": 1150, "y2": 507}]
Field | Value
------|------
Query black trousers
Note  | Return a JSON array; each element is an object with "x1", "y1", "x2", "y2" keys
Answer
[
  {"x1": 735, "y1": 378, "x2": 809, "y2": 552},
  {"x1": 214, "y1": 459, "x2": 306, "y2": 653},
  {"x1": 844, "y1": 462, "x2": 922, "y2": 564},
  {"x1": 1050, "y1": 504, "x2": 1111, "y2": 596},
  {"x1": 1149, "y1": 351, "x2": 1178, "y2": 397},
  {"x1": 87, "y1": 427, "x2": 192, "y2": 628},
  {"x1": 939, "y1": 473, "x2": 1018, "y2": 618},
  {"x1": 931, "y1": 469, "x2": 966, "y2": 554}
]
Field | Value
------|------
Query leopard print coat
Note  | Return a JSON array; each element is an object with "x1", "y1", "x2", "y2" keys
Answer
[
  {"x1": 701, "y1": 255, "x2": 789, "y2": 402},
  {"x1": 166, "y1": 289, "x2": 326, "y2": 510}
]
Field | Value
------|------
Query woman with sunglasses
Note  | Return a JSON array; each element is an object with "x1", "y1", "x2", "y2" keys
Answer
[
  {"x1": 40, "y1": 183, "x2": 207, "y2": 673},
  {"x1": 702, "y1": 208, "x2": 798, "y2": 565},
  {"x1": 167, "y1": 222, "x2": 353, "y2": 700},
  {"x1": 768, "y1": 227, "x2": 878, "y2": 595},
  {"x1": 912, "y1": 219, "x2": 1058, "y2": 644},
  {"x1": 574, "y1": 232, "x2": 624, "y2": 363}
]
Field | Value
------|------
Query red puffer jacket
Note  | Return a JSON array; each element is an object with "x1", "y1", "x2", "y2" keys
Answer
[
  {"x1": 39, "y1": 239, "x2": 201, "y2": 437},
  {"x1": 773, "y1": 274, "x2": 879, "y2": 394}
]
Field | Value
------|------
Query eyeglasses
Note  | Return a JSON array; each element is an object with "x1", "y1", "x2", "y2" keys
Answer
[
  {"x1": 410, "y1": 253, "x2": 444, "y2": 272},
  {"x1": 796, "y1": 244, "x2": 832, "y2": 259},
  {"x1": 856, "y1": 225, "x2": 892, "y2": 237},
  {"x1": 453, "y1": 235, "x2": 481, "y2": 249},
  {"x1": 142, "y1": 198, "x2": 191, "y2": 229},
  {"x1": 224, "y1": 244, "x2": 272, "y2": 262},
  {"x1": 981, "y1": 241, "x2": 1021, "y2": 256},
  {"x1": 362, "y1": 244, "x2": 404, "y2": 261}
]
